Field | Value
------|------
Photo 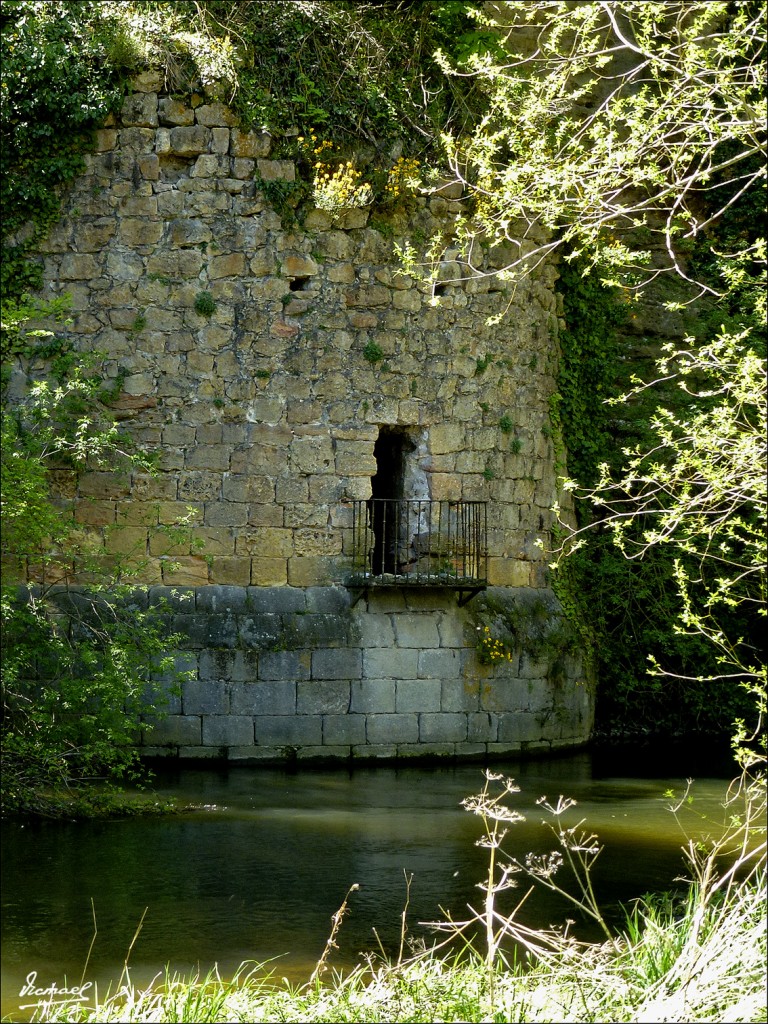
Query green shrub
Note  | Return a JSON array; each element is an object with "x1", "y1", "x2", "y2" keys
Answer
[{"x1": 194, "y1": 291, "x2": 217, "y2": 317}]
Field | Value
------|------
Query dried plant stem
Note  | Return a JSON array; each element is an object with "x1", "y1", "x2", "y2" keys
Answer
[{"x1": 308, "y1": 883, "x2": 359, "y2": 987}]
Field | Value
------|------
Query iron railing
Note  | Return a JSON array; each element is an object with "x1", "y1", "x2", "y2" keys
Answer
[{"x1": 347, "y1": 499, "x2": 487, "y2": 591}]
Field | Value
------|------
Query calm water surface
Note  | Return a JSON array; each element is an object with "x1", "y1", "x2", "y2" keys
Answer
[{"x1": 1, "y1": 744, "x2": 737, "y2": 1020}]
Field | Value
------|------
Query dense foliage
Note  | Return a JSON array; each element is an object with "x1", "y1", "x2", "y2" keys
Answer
[
  {"x1": 0, "y1": 1, "x2": 129, "y2": 300},
  {"x1": 429, "y1": 0, "x2": 767, "y2": 740},
  {"x1": 0, "y1": 299, "x2": 188, "y2": 817}
]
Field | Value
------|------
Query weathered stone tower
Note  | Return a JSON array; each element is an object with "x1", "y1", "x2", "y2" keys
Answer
[{"x1": 20, "y1": 75, "x2": 594, "y2": 762}]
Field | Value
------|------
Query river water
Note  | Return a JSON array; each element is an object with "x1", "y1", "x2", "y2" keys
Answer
[{"x1": 1, "y1": 742, "x2": 738, "y2": 1021}]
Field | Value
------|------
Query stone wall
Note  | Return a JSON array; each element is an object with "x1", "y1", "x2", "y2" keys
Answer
[
  {"x1": 12, "y1": 76, "x2": 595, "y2": 762},
  {"x1": 136, "y1": 584, "x2": 591, "y2": 762}
]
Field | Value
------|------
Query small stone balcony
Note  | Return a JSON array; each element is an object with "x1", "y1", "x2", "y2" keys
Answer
[{"x1": 346, "y1": 499, "x2": 488, "y2": 604}]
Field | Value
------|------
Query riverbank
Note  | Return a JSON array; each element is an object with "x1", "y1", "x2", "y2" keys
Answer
[
  {"x1": 23, "y1": 860, "x2": 767, "y2": 1023},
  {"x1": 10, "y1": 761, "x2": 765, "y2": 1024}
]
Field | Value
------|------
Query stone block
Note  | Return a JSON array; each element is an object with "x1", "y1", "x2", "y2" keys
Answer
[
  {"x1": 120, "y1": 92, "x2": 158, "y2": 126},
  {"x1": 162, "y1": 557, "x2": 210, "y2": 586},
  {"x1": 237, "y1": 612, "x2": 282, "y2": 649},
  {"x1": 199, "y1": 649, "x2": 236, "y2": 680},
  {"x1": 170, "y1": 218, "x2": 212, "y2": 247},
  {"x1": 479, "y1": 677, "x2": 530, "y2": 713},
  {"x1": 418, "y1": 648, "x2": 461, "y2": 679},
  {"x1": 259, "y1": 650, "x2": 311, "y2": 681},
  {"x1": 350, "y1": 679, "x2": 396, "y2": 714},
  {"x1": 94, "y1": 129, "x2": 118, "y2": 152},
  {"x1": 240, "y1": 527, "x2": 293, "y2": 558},
  {"x1": 322, "y1": 714, "x2": 366, "y2": 745},
  {"x1": 73, "y1": 220, "x2": 117, "y2": 251},
  {"x1": 429, "y1": 423, "x2": 465, "y2": 456},
  {"x1": 395, "y1": 678, "x2": 441, "y2": 713},
  {"x1": 104, "y1": 526, "x2": 149, "y2": 557},
  {"x1": 487, "y1": 558, "x2": 533, "y2": 587},
  {"x1": 232, "y1": 157, "x2": 255, "y2": 179},
  {"x1": 250, "y1": 558, "x2": 288, "y2": 586},
  {"x1": 352, "y1": 744, "x2": 397, "y2": 760},
  {"x1": 207, "y1": 557, "x2": 252, "y2": 589},
  {"x1": 467, "y1": 712, "x2": 498, "y2": 742},
  {"x1": 255, "y1": 716, "x2": 322, "y2": 746},
  {"x1": 202, "y1": 716, "x2": 254, "y2": 746},
  {"x1": 196, "y1": 585, "x2": 249, "y2": 613},
  {"x1": 283, "y1": 612, "x2": 350, "y2": 649},
  {"x1": 281, "y1": 255, "x2": 319, "y2": 277},
  {"x1": 195, "y1": 102, "x2": 238, "y2": 127},
  {"x1": 59, "y1": 254, "x2": 100, "y2": 280},
  {"x1": 355, "y1": 613, "x2": 395, "y2": 648},
  {"x1": 231, "y1": 680, "x2": 296, "y2": 715},
  {"x1": 158, "y1": 97, "x2": 195, "y2": 125},
  {"x1": 287, "y1": 557, "x2": 336, "y2": 587},
  {"x1": 231, "y1": 129, "x2": 272, "y2": 158},
  {"x1": 169, "y1": 125, "x2": 211, "y2": 156},
  {"x1": 334, "y1": 441, "x2": 377, "y2": 476},
  {"x1": 419, "y1": 713, "x2": 467, "y2": 743},
  {"x1": 366, "y1": 713, "x2": 418, "y2": 744},
  {"x1": 296, "y1": 745, "x2": 351, "y2": 761},
  {"x1": 496, "y1": 713, "x2": 546, "y2": 744},
  {"x1": 429, "y1": 474, "x2": 462, "y2": 501},
  {"x1": 304, "y1": 586, "x2": 352, "y2": 614},
  {"x1": 231, "y1": 650, "x2": 260, "y2": 682},
  {"x1": 209, "y1": 253, "x2": 247, "y2": 278},
  {"x1": 211, "y1": 127, "x2": 230, "y2": 153},
  {"x1": 244, "y1": 586, "x2": 305, "y2": 614},
  {"x1": 142, "y1": 715, "x2": 201, "y2": 746},
  {"x1": 227, "y1": 745, "x2": 282, "y2": 762},
  {"x1": 74, "y1": 500, "x2": 116, "y2": 526},
  {"x1": 297, "y1": 680, "x2": 351, "y2": 715},
  {"x1": 345, "y1": 285, "x2": 390, "y2": 307},
  {"x1": 147, "y1": 250, "x2": 204, "y2": 280},
  {"x1": 203, "y1": 502, "x2": 248, "y2": 527},
  {"x1": 256, "y1": 159, "x2": 295, "y2": 181},
  {"x1": 437, "y1": 613, "x2": 468, "y2": 648},
  {"x1": 293, "y1": 529, "x2": 342, "y2": 557},
  {"x1": 332, "y1": 209, "x2": 369, "y2": 229},
  {"x1": 312, "y1": 648, "x2": 362, "y2": 680},
  {"x1": 182, "y1": 679, "x2": 229, "y2": 715},
  {"x1": 441, "y1": 678, "x2": 480, "y2": 713},
  {"x1": 396, "y1": 743, "x2": 456, "y2": 759},
  {"x1": 363, "y1": 648, "x2": 418, "y2": 680},
  {"x1": 289, "y1": 435, "x2": 334, "y2": 475},
  {"x1": 392, "y1": 616, "x2": 440, "y2": 649}
]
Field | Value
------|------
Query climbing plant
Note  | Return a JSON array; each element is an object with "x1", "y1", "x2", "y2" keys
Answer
[
  {"x1": 0, "y1": 297, "x2": 192, "y2": 817},
  {"x1": 0, "y1": 1, "x2": 130, "y2": 300}
]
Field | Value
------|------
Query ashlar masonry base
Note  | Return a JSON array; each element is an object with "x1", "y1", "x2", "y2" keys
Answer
[{"x1": 139, "y1": 584, "x2": 594, "y2": 763}]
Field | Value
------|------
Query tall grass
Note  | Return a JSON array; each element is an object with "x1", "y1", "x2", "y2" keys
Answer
[{"x1": 26, "y1": 766, "x2": 766, "y2": 1024}]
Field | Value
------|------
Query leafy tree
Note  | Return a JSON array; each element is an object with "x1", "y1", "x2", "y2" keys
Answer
[
  {"x1": 1, "y1": 298, "x2": 188, "y2": 817},
  {"x1": 434, "y1": 1, "x2": 766, "y2": 743},
  {"x1": 437, "y1": 0, "x2": 766, "y2": 292}
]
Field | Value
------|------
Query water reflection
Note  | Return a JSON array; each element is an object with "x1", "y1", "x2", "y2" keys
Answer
[{"x1": 1, "y1": 746, "x2": 736, "y2": 1021}]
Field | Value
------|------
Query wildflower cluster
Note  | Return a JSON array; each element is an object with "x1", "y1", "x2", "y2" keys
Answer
[
  {"x1": 312, "y1": 160, "x2": 374, "y2": 211},
  {"x1": 476, "y1": 625, "x2": 513, "y2": 664},
  {"x1": 296, "y1": 133, "x2": 334, "y2": 160},
  {"x1": 297, "y1": 133, "x2": 374, "y2": 212},
  {"x1": 384, "y1": 156, "x2": 421, "y2": 200}
]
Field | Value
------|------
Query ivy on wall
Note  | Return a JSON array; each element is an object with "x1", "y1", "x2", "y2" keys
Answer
[
  {"x1": 0, "y1": 1, "x2": 130, "y2": 301},
  {"x1": 552, "y1": 258, "x2": 757, "y2": 738}
]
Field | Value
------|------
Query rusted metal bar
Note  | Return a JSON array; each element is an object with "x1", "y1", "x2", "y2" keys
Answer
[{"x1": 347, "y1": 499, "x2": 488, "y2": 590}]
